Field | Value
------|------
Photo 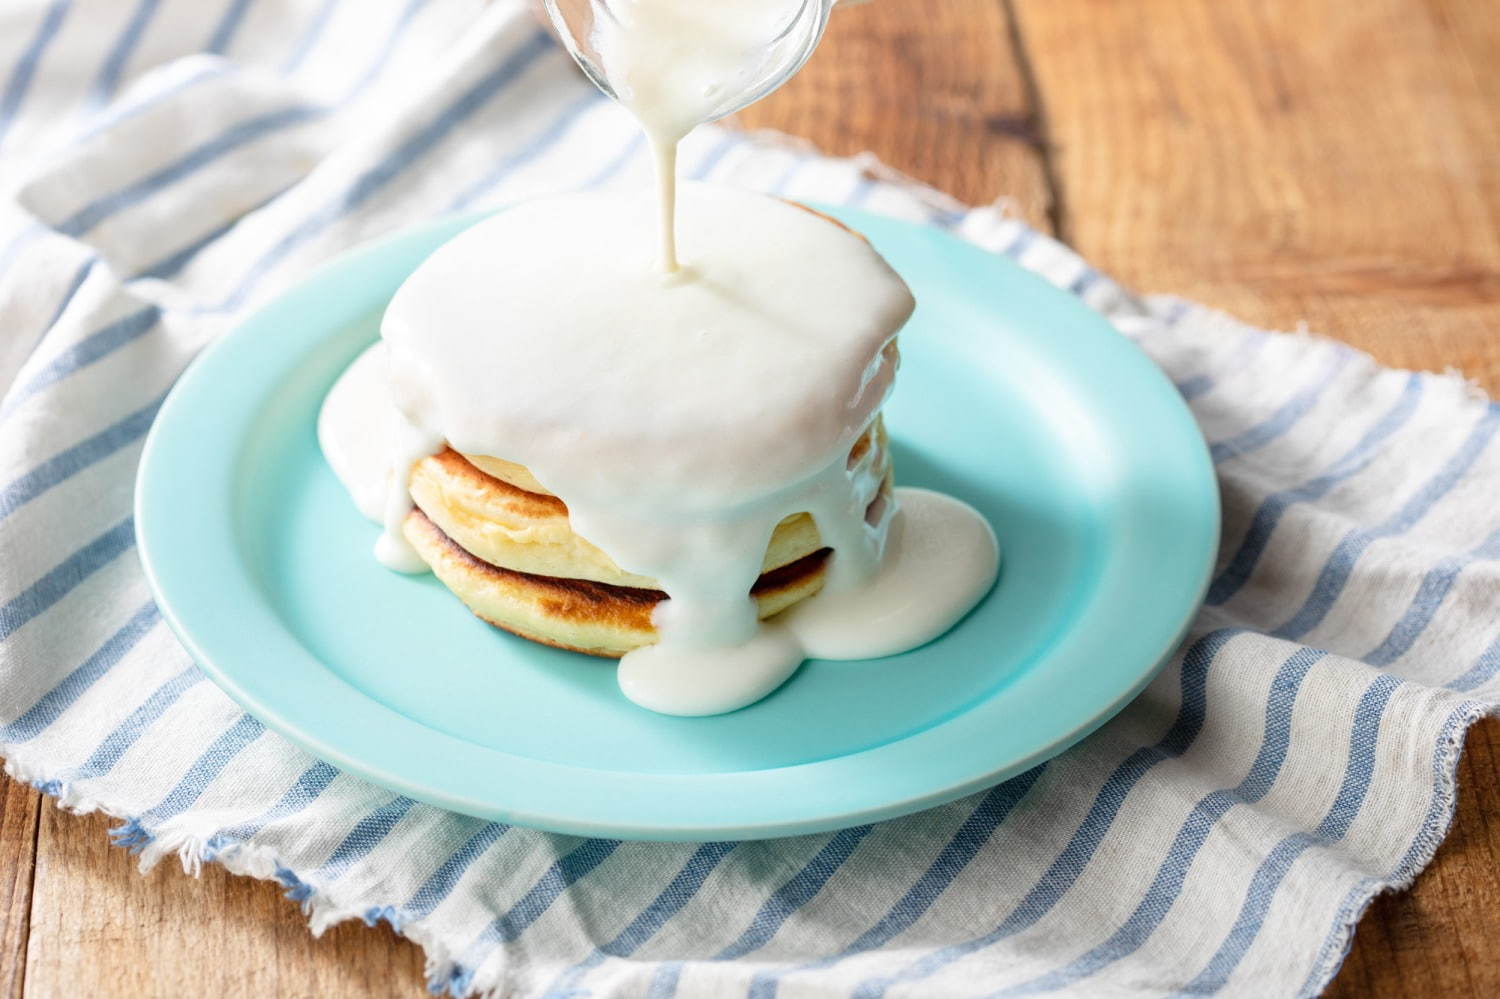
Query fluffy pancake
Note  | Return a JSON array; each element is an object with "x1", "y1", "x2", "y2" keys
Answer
[
  {"x1": 402, "y1": 420, "x2": 892, "y2": 657},
  {"x1": 410, "y1": 419, "x2": 888, "y2": 588},
  {"x1": 404, "y1": 508, "x2": 834, "y2": 657}
]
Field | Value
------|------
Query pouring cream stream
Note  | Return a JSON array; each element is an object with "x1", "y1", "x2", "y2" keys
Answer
[{"x1": 586, "y1": 0, "x2": 814, "y2": 271}]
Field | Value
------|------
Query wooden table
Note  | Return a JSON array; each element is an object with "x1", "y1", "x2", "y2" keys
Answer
[{"x1": 3, "y1": 1, "x2": 1498, "y2": 994}]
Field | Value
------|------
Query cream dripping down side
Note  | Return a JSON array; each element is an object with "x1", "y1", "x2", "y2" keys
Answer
[{"x1": 319, "y1": 185, "x2": 1000, "y2": 714}]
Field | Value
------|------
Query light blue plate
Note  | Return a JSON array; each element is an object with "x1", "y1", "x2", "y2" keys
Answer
[{"x1": 136, "y1": 207, "x2": 1218, "y2": 841}]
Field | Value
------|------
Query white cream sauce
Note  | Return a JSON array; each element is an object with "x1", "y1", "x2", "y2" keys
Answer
[
  {"x1": 614, "y1": 488, "x2": 998, "y2": 716},
  {"x1": 315, "y1": 341, "x2": 437, "y2": 573},
  {"x1": 317, "y1": 0, "x2": 1003, "y2": 716},
  {"x1": 317, "y1": 343, "x2": 395, "y2": 524},
  {"x1": 778, "y1": 488, "x2": 1000, "y2": 660}
]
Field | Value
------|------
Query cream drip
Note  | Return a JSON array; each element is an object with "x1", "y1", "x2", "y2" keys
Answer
[{"x1": 315, "y1": 340, "x2": 437, "y2": 573}]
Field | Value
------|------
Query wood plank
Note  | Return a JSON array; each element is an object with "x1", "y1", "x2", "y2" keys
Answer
[
  {"x1": 0, "y1": 775, "x2": 40, "y2": 999},
  {"x1": 741, "y1": 0, "x2": 1055, "y2": 229},
  {"x1": 22, "y1": 807, "x2": 427, "y2": 997},
  {"x1": 1012, "y1": 0, "x2": 1500, "y2": 390}
]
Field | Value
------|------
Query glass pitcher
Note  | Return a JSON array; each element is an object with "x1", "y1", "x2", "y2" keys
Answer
[{"x1": 541, "y1": 0, "x2": 842, "y2": 124}]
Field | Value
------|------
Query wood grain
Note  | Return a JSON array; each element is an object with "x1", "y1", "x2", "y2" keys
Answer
[
  {"x1": 3, "y1": 0, "x2": 1499, "y2": 995},
  {"x1": 1009, "y1": 0, "x2": 1500, "y2": 391},
  {"x1": 741, "y1": 0, "x2": 1055, "y2": 229},
  {"x1": 22, "y1": 806, "x2": 425, "y2": 998},
  {"x1": 0, "y1": 779, "x2": 39, "y2": 999}
]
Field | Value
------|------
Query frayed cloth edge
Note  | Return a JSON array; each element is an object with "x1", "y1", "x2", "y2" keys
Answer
[
  {"x1": 0, "y1": 745, "x2": 504, "y2": 998},
  {"x1": 1295, "y1": 698, "x2": 1495, "y2": 999}
]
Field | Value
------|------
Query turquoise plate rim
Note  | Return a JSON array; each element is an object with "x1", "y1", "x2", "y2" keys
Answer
[{"x1": 135, "y1": 206, "x2": 1219, "y2": 841}]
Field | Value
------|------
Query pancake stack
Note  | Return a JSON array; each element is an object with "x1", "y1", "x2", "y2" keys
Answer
[
  {"x1": 401, "y1": 419, "x2": 893, "y2": 658},
  {"x1": 344, "y1": 186, "x2": 917, "y2": 679}
]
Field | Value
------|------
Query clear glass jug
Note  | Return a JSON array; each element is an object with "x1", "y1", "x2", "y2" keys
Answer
[{"x1": 542, "y1": 0, "x2": 839, "y2": 124}]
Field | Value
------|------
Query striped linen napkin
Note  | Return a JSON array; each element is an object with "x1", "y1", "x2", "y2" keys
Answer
[{"x1": 2, "y1": 2, "x2": 1497, "y2": 996}]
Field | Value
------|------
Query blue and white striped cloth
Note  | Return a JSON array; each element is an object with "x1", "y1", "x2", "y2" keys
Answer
[{"x1": 1, "y1": 2, "x2": 1496, "y2": 996}]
